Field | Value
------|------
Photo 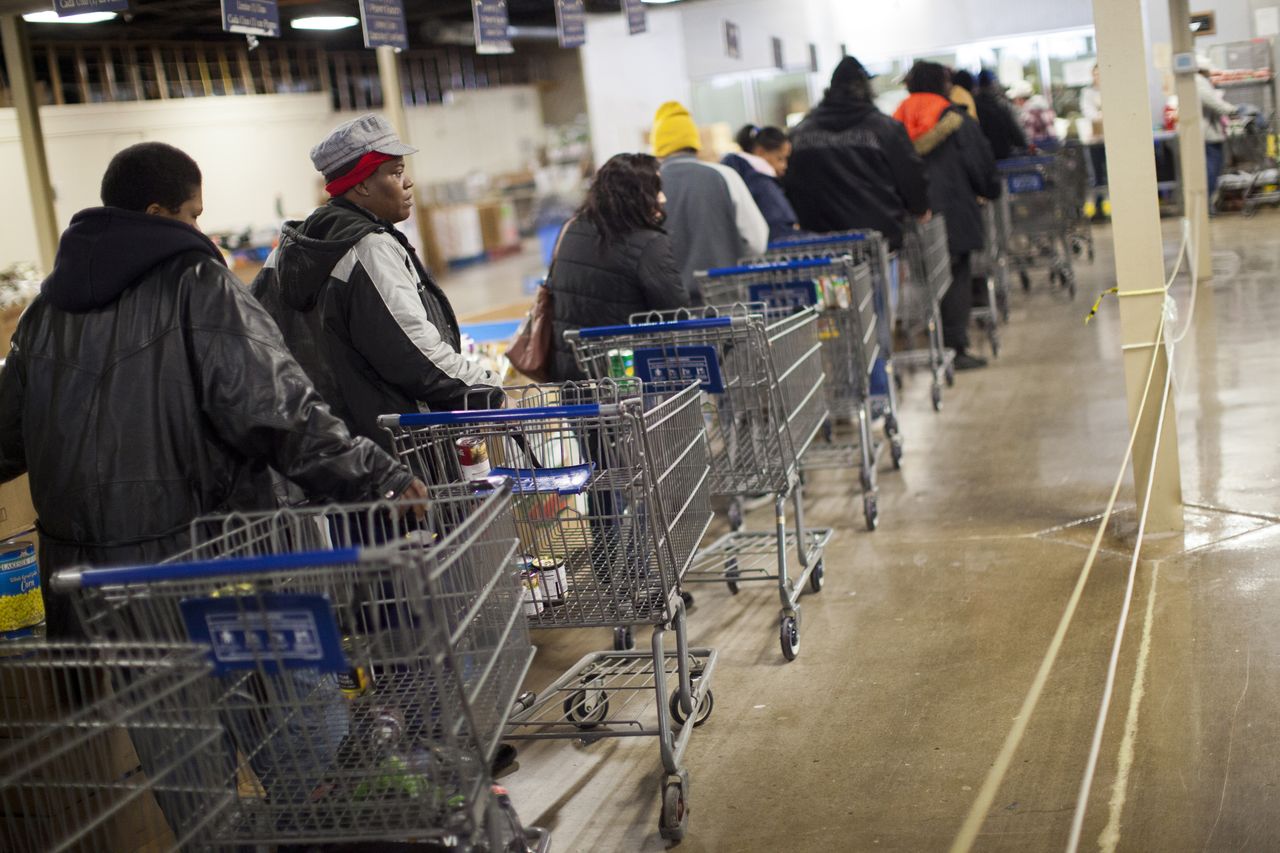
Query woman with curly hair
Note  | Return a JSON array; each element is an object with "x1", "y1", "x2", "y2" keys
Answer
[{"x1": 547, "y1": 152, "x2": 690, "y2": 381}]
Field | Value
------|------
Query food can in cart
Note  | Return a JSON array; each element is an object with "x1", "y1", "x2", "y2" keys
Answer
[
  {"x1": 456, "y1": 436, "x2": 492, "y2": 481},
  {"x1": 531, "y1": 556, "x2": 567, "y2": 605},
  {"x1": 0, "y1": 540, "x2": 43, "y2": 633},
  {"x1": 519, "y1": 570, "x2": 545, "y2": 616},
  {"x1": 337, "y1": 635, "x2": 370, "y2": 699}
]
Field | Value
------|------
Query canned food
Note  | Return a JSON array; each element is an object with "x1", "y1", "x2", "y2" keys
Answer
[
  {"x1": 370, "y1": 705, "x2": 406, "y2": 748},
  {"x1": 456, "y1": 436, "x2": 492, "y2": 481},
  {"x1": 338, "y1": 635, "x2": 370, "y2": 699},
  {"x1": 530, "y1": 556, "x2": 567, "y2": 605},
  {"x1": 520, "y1": 569, "x2": 544, "y2": 616},
  {"x1": 0, "y1": 543, "x2": 43, "y2": 633},
  {"x1": 608, "y1": 349, "x2": 634, "y2": 379}
]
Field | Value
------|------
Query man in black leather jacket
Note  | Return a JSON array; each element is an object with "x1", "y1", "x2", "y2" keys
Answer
[{"x1": 0, "y1": 142, "x2": 424, "y2": 636}]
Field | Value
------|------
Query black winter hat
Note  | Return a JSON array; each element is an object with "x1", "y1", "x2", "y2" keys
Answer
[{"x1": 831, "y1": 56, "x2": 874, "y2": 88}]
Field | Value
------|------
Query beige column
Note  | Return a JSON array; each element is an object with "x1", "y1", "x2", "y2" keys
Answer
[
  {"x1": 376, "y1": 46, "x2": 409, "y2": 143},
  {"x1": 1, "y1": 15, "x2": 59, "y2": 273},
  {"x1": 1169, "y1": 0, "x2": 1213, "y2": 279},
  {"x1": 1091, "y1": 0, "x2": 1184, "y2": 531}
]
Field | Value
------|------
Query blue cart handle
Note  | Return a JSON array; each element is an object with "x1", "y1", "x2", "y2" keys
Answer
[
  {"x1": 51, "y1": 547, "x2": 364, "y2": 591},
  {"x1": 700, "y1": 257, "x2": 838, "y2": 278},
  {"x1": 768, "y1": 233, "x2": 870, "y2": 250},
  {"x1": 998, "y1": 156, "x2": 1055, "y2": 170},
  {"x1": 379, "y1": 403, "x2": 614, "y2": 429},
  {"x1": 574, "y1": 316, "x2": 736, "y2": 338}
]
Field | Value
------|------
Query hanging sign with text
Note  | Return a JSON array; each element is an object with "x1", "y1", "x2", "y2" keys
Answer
[
  {"x1": 473, "y1": 0, "x2": 513, "y2": 54},
  {"x1": 622, "y1": 0, "x2": 647, "y2": 36},
  {"x1": 219, "y1": 0, "x2": 280, "y2": 38},
  {"x1": 554, "y1": 0, "x2": 586, "y2": 49},
  {"x1": 54, "y1": 0, "x2": 129, "y2": 15},
  {"x1": 359, "y1": 0, "x2": 409, "y2": 51}
]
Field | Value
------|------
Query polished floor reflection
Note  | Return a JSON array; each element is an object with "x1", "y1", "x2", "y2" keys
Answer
[{"x1": 473, "y1": 214, "x2": 1280, "y2": 852}]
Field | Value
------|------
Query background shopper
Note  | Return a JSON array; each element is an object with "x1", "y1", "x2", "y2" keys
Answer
[
  {"x1": 547, "y1": 153, "x2": 689, "y2": 381},
  {"x1": 652, "y1": 101, "x2": 768, "y2": 301},
  {"x1": 894, "y1": 61, "x2": 1002, "y2": 371},
  {"x1": 722, "y1": 125, "x2": 803, "y2": 242}
]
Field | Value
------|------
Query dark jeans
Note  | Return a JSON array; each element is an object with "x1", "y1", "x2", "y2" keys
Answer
[
  {"x1": 1205, "y1": 141, "x2": 1225, "y2": 202},
  {"x1": 941, "y1": 252, "x2": 972, "y2": 353}
]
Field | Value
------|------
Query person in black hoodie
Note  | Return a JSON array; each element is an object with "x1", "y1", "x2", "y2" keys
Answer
[
  {"x1": 251, "y1": 115, "x2": 504, "y2": 452},
  {"x1": 785, "y1": 55, "x2": 930, "y2": 250},
  {"x1": 894, "y1": 62, "x2": 1002, "y2": 370},
  {"x1": 974, "y1": 69, "x2": 1027, "y2": 161},
  {"x1": 0, "y1": 142, "x2": 422, "y2": 638}
]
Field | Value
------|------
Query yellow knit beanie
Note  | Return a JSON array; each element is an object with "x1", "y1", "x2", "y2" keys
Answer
[{"x1": 652, "y1": 101, "x2": 701, "y2": 158}]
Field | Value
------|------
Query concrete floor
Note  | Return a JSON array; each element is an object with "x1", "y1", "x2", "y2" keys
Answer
[{"x1": 449, "y1": 214, "x2": 1280, "y2": 852}]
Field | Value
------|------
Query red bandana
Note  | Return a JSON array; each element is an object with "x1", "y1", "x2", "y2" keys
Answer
[{"x1": 325, "y1": 151, "x2": 395, "y2": 197}]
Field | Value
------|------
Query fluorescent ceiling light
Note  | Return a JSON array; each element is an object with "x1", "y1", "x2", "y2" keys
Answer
[
  {"x1": 291, "y1": 15, "x2": 360, "y2": 31},
  {"x1": 22, "y1": 11, "x2": 117, "y2": 24},
  {"x1": 642, "y1": 0, "x2": 682, "y2": 4}
]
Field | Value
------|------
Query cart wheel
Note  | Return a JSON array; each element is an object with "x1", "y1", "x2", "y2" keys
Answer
[
  {"x1": 564, "y1": 687, "x2": 609, "y2": 729},
  {"x1": 724, "y1": 560, "x2": 741, "y2": 595},
  {"x1": 989, "y1": 332, "x2": 1001, "y2": 359},
  {"x1": 821, "y1": 419, "x2": 834, "y2": 443},
  {"x1": 864, "y1": 493, "x2": 879, "y2": 531},
  {"x1": 669, "y1": 688, "x2": 714, "y2": 728},
  {"x1": 728, "y1": 499, "x2": 744, "y2": 532},
  {"x1": 513, "y1": 691, "x2": 537, "y2": 714},
  {"x1": 860, "y1": 469, "x2": 874, "y2": 493},
  {"x1": 944, "y1": 363, "x2": 955, "y2": 387},
  {"x1": 931, "y1": 385, "x2": 943, "y2": 412},
  {"x1": 658, "y1": 773, "x2": 690, "y2": 842},
  {"x1": 890, "y1": 437, "x2": 903, "y2": 469},
  {"x1": 612, "y1": 627, "x2": 634, "y2": 652},
  {"x1": 680, "y1": 590, "x2": 695, "y2": 609},
  {"x1": 1048, "y1": 269, "x2": 1059, "y2": 286},
  {"x1": 1243, "y1": 203, "x2": 1258, "y2": 218},
  {"x1": 780, "y1": 613, "x2": 800, "y2": 661},
  {"x1": 1019, "y1": 270, "x2": 1031, "y2": 292},
  {"x1": 1066, "y1": 274, "x2": 1077, "y2": 300},
  {"x1": 884, "y1": 412, "x2": 899, "y2": 439},
  {"x1": 808, "y1": 560, "x2": 824, "y2": 593}
]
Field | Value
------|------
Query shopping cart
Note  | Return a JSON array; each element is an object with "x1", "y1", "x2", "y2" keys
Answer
[
  {"x1": 1, "y1": 643, "x2": 229, "y2": 853},
  {"x1": 899, "y1": 215, "x2": 956, "y2": 411},
  {"x1": 53, "y1": 486, "x2": 550, "y2": 852},
  {"x1": 1057, "y1": 143, "x2": 1095, "y2": 263},
  {"x1": 378, "y1": 379, "x2": 717, "y2": 842},
  {"x1": 757, "y1": 229, "x2": 905, "y2": 469},
  {"x1": 696, "y1": 257, "x2": 884, "y2": 530},
  {"x1": 567, "y1": 304, "x2": 832, "y2": 662},
  {"x1": 998, "y1": 156, "x2": 1077, "y2": 298},
  {"x1": 968, "y1": 200, "x2": 1007, "y2": 356}
]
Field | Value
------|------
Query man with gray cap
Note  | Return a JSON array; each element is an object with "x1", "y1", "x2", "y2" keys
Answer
[{"x1": 253, "y1": 114, "x2": 503, "y2": 452}]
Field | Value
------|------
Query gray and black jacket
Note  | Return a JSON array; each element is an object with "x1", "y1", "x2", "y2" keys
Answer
[{"x1": 252, "y1": 198, "x2": 502, "y2": 451}]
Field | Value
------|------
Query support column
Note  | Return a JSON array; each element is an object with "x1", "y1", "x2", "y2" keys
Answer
[
  {"x1": 376, "y1": 46, "x2": 409, "y2": 143},
  {"x1": 1, "y1": 15, "x2": 58, "y2": 273},
  {"x1": 1169, "y1": 0, "x2": 1213, "y2": 279},
  {"x1": 1092, "y1": 0, "x2": 1184, "y2": 531}
]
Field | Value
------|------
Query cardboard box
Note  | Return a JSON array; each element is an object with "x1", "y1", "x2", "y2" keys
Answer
[
  {"x1": 0, "y1": 302, "x2": 26, "y2": 356},
  {"x1": 0, "y1": 475, "x2": 36, "y2": 542}
]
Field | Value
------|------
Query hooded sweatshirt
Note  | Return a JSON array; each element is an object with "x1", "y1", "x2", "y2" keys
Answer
[
  {"x1": 0, "y1": 208, "x2": 411, "y2": 634},
  {"x1": 784, "y1": 88, "x2": 930, "y2": 249},
  {"x1": 892, "y1": 95, "x2": 1002, "y2": 254},
  {"x1": 251, "y1": 198, "x2": 502, "y2": 450}
]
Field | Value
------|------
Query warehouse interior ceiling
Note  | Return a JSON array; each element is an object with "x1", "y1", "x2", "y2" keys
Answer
[{"x1": 0, "y1": 0, "x2": 643, "y2": 46}]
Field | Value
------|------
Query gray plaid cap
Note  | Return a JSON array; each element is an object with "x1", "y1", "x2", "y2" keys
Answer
[{"x1": 310, "y1": 114, "x2": 418, "y2": 181}]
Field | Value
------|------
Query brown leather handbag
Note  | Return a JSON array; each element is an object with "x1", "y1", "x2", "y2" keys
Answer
[{"x1": 507, "y1": 219, "x2": 571, "y2": 382}]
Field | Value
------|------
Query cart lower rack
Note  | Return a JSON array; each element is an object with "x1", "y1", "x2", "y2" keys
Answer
[
  {"x1": 378, "y1": 379, "x2": 716, "y2": 842},
  {"x1": 970, "y1": 199, "x2": 1009, "y2": 355},
  {"x1": 568, "y1": 304, "x2": 832, "y2": 662},
  {"x1": 759, "y1": 229, "x2": 905, "y2": 473},
  {"x1": 697, "y1": 256, "x2": 884, "y2": 530},
  {"x1": 899, "y1": 215, "x2": 956, "y2": 410},
  {"x1": 53, "y1": 486, "x2": 548, "y2": 852}
]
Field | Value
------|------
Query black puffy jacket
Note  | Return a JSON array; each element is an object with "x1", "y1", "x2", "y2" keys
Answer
[
  {"x1": 251, "y1": 199, "x2": 502, "y2": 451},
  {"x1": 905, "y1": 102, "x2": 1002, "y2": 254},
  {"x1": 546, "y1": 218, "x2": 690, "y2": 381},
  {"x1": 0, "y1": 208, "x2": 413, "y2": 635},
  {"x1": 974, "y1": 89, "x2": 1027, "y2": 161},
  {"x1": 784, "y1": 90, "x2": 930, "y2": 249}
]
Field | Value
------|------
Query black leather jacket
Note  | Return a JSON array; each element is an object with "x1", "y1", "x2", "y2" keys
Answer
[{"x1": 0, "y1": 208, "x2": 413, "y2": 633}]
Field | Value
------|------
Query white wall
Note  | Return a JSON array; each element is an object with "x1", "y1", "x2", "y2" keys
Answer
[
  {"x1": 1, "y1": 86, "x2": 544, "y2": 268},
  {"x1": 582, "y1": 7, "x2": 689, "y2": 164}
]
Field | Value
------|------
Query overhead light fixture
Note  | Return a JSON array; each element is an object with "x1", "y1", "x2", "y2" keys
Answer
[
  {"x1": 22, "y1": 11, "x2": 117, "y2": 24},
  {"x1": 291, "y1": 15, "x2": 360, "y2": 31},
  {"x1": 642, "y1": 0, "x2": 683, "y2": 4}
]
